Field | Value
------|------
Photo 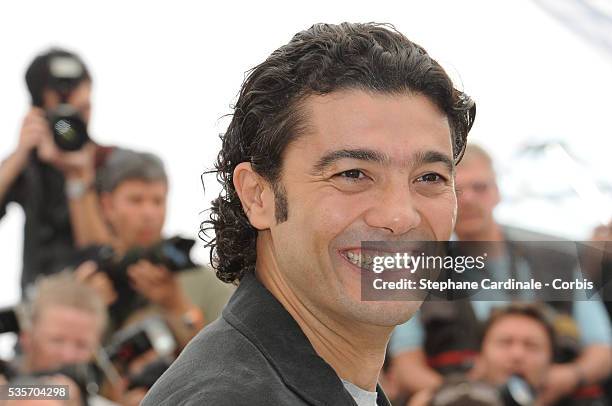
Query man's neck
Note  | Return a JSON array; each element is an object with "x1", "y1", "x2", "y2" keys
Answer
[
  {"x1": 457, "y1": 222, "x2": 507, "y2": 259},
  {"x1": 255, "y1": 237, "x2": 388, "y2": 392},
  {"x1": 457, "y1": 221, "x2": 504, "y2": 242}
]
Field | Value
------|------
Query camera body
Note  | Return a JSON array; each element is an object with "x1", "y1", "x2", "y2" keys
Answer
[
  {"x1": 92, "y1": 236, "x2": 197, "y2": 321},
  {"x1": 104, "y1": 315, "x2": 177, "y2": 370},
  {"x1": 95, "y1": 236, "x2": 197, "y2": 288}
]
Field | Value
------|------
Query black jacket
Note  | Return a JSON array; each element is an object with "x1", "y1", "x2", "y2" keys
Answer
[
  {"x1": 142, "y1": 271, "x2": 391, "y2": 406},
  {"x1": 0, "y1": 147, "x2": 114, "y2": 293}
]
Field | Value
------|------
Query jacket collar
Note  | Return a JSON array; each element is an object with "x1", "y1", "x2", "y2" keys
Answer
[{"x1": 222, "y1": 271, "x2": 390, "y2": 406}]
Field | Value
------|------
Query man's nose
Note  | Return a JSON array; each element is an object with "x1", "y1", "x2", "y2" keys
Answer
[
  {"x1": 363, "y1": 183, "x2": 421, "y2": 235},
  {"x1": 508, "y1": 343, "x2": 527, "y2": 363}
]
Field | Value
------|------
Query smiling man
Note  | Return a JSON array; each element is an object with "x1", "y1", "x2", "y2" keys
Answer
[{"x1": 143, "y1": 22, "x2": 475, "y2": 405}]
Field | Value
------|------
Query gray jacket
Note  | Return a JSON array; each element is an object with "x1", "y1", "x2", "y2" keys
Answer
[{"x1": 142, "y1": 271, "x2": 391, "y2": 406}]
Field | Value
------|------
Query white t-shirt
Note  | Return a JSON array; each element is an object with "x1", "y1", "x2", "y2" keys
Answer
[{"x1": 341, "y1": 379, "x2": 378, "y2": 406}]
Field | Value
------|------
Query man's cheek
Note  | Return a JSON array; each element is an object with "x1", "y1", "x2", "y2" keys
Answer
[{"x1": 427, "y1": 204, "x2": 456, "y2": 238}]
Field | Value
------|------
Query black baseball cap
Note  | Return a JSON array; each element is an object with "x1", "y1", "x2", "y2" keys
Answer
[{"x1": 24, "y1": 47, "x2": 91, "y2": 107}]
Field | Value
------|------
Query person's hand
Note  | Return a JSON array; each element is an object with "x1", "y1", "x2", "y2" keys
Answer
[
  {"x1": 15, "y1": 108, "x2": 49, "y2": 157},
  {"x1": 538, "y1": 364, "x2": 580, "y2": 405},
  {"x1": 52, "y1": 142, "x2": 97, "y2": 183},
  {"x1": 25, "y1": 107, "x2": 97, "y2": 182},
  {"x1": 127, "y1": 260, "x2": 188, "y2": 312},
  {"x1": 408, "y1": 388, "x2": 434, "y2": 406},
  {"x1": 74, "y1": 260, "x2": 118, "y2": 306}
]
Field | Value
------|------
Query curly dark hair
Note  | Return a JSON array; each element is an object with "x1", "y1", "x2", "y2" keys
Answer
[{"x1": 201, "y1": 22, "x2": 476, "y2": 284}]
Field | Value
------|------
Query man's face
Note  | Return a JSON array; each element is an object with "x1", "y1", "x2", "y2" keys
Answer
[
  {"x1": 101, "y1": 180, "x2": 167, "y2": 249},
  {"x1": 37, "y1": 80, "x2": 93, "y2": 164},
  {"x1": 42, "y1": 80, "x2": 93, "y2": 124},
  {"x1": 454, "y1": 155, "x2": 500, "y2": 238},
  {"x1": 21, "y1": 305, "x2": 101, "y2": 372},
  {"x1": 478, "y1": 315, "x2": 552, "y2": 388},
  {"x1": 261, "y1": 90, "x2": 456, "y2": 327}
]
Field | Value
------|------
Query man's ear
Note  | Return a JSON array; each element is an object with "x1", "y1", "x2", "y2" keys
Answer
[{"x1": 233, "y1": 162, "x2": 275, "y2": 230}]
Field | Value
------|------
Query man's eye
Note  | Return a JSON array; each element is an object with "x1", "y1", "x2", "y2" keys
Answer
[
  {"x1": 417, "y1": 173, "x2": 445, "y2": 183},
  {"x1": 336, "y1": 169, "x2": 367, "y2": 180}
]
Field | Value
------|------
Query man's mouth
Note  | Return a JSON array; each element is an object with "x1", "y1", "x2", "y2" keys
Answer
[
  {"x1": 339, "y1": 249, "x2": 415, "y2": 271},
  {"x1": 342, "y1": 250, "x2": 372, "y2": 269}
]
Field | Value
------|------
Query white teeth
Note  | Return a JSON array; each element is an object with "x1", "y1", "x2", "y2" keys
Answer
[
  {"x1": 344, "y1": 251, "x2": 380, "y2": 269},
  {"x1": 345, "y1": 251, "x2": 362, "y2": 267},
  {"x1": 344, "y1": 251, "x2": 416, "y2": 270}
]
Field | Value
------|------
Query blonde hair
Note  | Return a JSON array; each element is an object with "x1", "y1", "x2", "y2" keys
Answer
[{"x1": 25, "y1": 271, "x2": 107, "y2": 332}]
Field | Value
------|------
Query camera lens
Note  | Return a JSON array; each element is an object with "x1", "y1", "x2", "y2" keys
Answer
[{"x1": 48, "y1": 104, "x2": 89, "y2": 151}]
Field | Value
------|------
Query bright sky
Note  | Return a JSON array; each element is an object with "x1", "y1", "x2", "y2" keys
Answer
[{"x1": 1, "y1": 0, "x2": 611, "y2": 312}]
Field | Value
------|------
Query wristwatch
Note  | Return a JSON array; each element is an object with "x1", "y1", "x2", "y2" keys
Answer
[{"x1": 65, "y1": 179, "x2": 91, "y2": 199}]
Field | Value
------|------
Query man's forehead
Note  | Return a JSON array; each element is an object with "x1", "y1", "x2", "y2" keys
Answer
[
  {"x1": 490, "y1": 315, "x2": 549, "y2": 336},
  {"x1": 456, "y1": 157, "x2": 495, "y2": 179},
  {"x1": 292, "y1": 90, "x2": 453, "y2": 165},
  {"x1": 36, "y1": 304, "x2": 95, "y2": 325},
  {"x1": 114, "y1": 179, "x2": 168, "y2": 193}
]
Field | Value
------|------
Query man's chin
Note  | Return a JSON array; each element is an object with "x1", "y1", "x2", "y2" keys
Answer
[
  {"x1": 343, "y1": 299, "x2": 421, "y2": 327},
  {"x1": 456, "y1": 220, "x2": 484, "y2": 236}
]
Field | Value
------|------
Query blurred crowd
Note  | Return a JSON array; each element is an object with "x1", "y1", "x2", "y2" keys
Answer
[
  {"x1": 0, "y1": 49, "x2": 610, "y2": 406},
  {"x1": 0, "y1": 49, "x2": 234, "y2": 406}
]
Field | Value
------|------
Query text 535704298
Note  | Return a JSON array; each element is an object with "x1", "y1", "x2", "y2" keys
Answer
[{"x1": 0, "y1": 385, "x2": 69, "y2": 400}]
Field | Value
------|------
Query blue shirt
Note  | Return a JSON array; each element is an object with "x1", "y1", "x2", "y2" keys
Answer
[{"x1": 390, "y1": 298, "x2": 611, "y2": 355}]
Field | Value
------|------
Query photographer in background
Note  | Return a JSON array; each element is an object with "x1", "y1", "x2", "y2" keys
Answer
[
  {"x1": 0, "y1": 48, "x2": 114, "y2": 297},
  {"x1": 18, "y1": 271, "x2": 106, "y2": 375},
  {"x1": 477, "y1": 303, "x2": 606, "y2": 405},
  {"x1": 5, "y1": 271, "x2": 111, "y2": 406},
  {"x1": 391, "y1": 144, "x2": 611, "y2": 405},
  {"x1": 472, "y1": 305, "x2": 555, "y2": 398},
  {"x1": 75, "y1": 149, "x2": 233, "y2": 347},
  {"x1": 411, "y1": 304, "x2": 607, "y2": 406}
]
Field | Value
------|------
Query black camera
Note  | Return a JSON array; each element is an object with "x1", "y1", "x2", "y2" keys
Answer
[
  {"x1": 46, "y1": 55, "x2": 90, "y2": 151},
  {"x1": 103, "y1": 315, "x2": 177, "y2": 370},
  {"x1": 95, "y1": 236, "x2": 197, "y2": 287},
  {"x1": 79, "y1": 236, "x2": 196, "y2": 325},
  {"x1": 48, "y1": 104, "x2": 89, "y2": 151}
]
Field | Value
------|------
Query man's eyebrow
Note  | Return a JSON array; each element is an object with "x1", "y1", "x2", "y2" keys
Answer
[
  {"x1": 311, "y1": 148, "x2": 454, "y2": 174},
  {"x1": 312, "y1": 149, "x2": 389, "y2": 173},
  {"x1": 413, "y1": 150, "x2": 455, "y2": 174}
]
